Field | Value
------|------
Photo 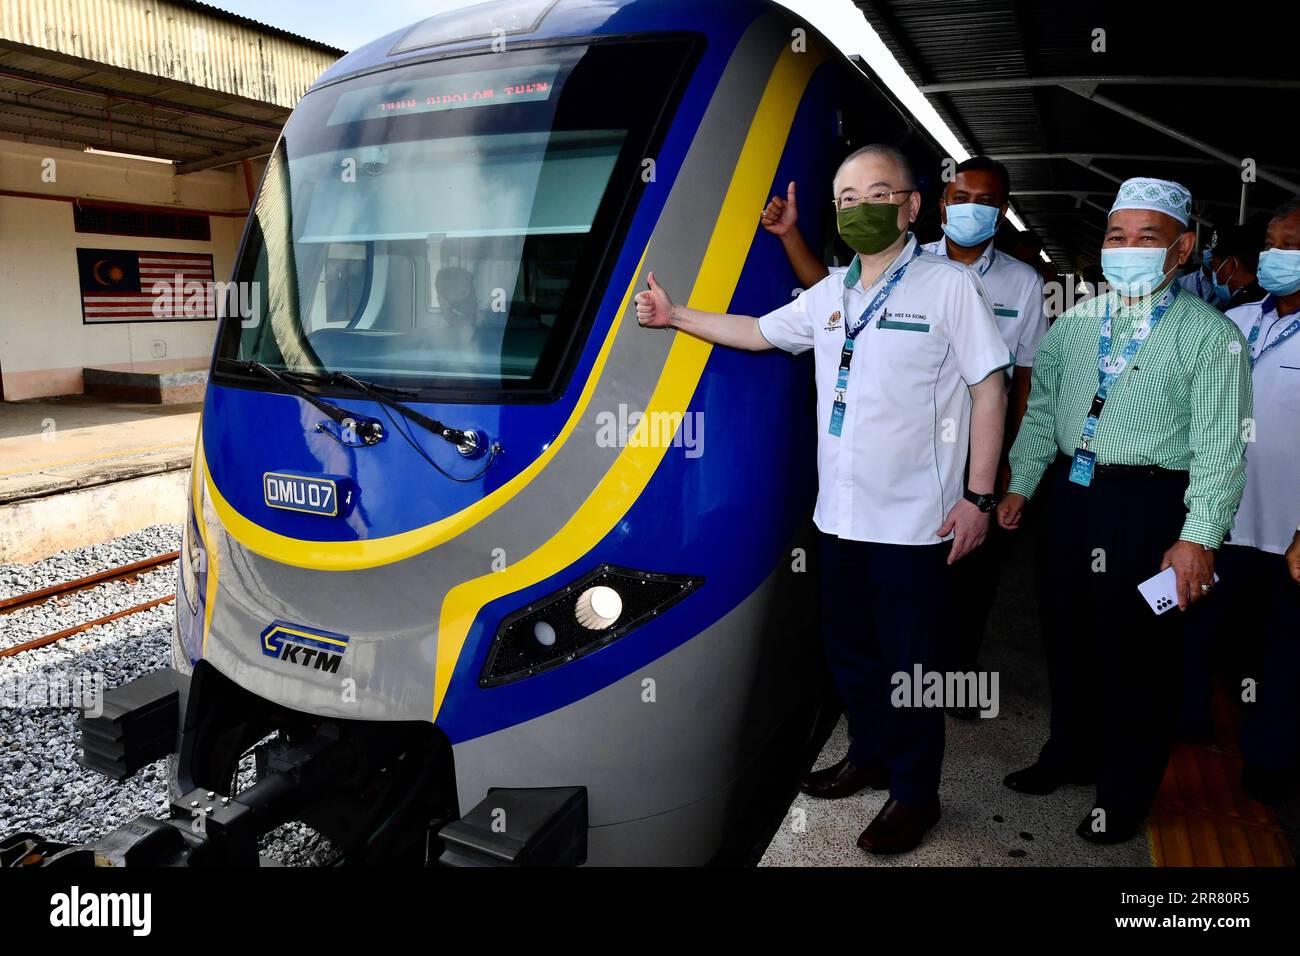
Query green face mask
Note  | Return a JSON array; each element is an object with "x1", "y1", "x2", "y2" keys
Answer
[{"x1": 836, "y1": 201, "x2": 905, "y2": 255}]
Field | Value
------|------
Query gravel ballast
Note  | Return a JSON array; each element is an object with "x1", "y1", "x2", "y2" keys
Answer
[{"x1": 0, "y1": 523, "x2": 336, "y2": 866}]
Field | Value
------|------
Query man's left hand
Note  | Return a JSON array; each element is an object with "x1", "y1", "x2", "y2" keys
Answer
[
  {"x1": 939, "y1": 499, "x2": 991, "y2": 565},
  {"x1": 1160, "y1": 539, "x2": 1216, "y2": 610},
  {"x1": 1286, "y1": 531, "x2": 1300, "y2": 585}
]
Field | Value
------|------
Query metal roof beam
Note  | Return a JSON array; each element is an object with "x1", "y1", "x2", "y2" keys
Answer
[
  {"x1": 1061, "y1": 85, "x2": 1300, "y2": 195},
  {"x1": 0, "y1": 92, "x2": 258, "y2": 152},
  {"x1": 919, "y1": 75, "x2": 1300, "y2": 93},
  {"x1": 1012, "y1": 189, "x2": 1268, "y2": 216},
  {"x1": 0, "y1": 110, "x2": 213, "y2": 160},
  {"x1": 990, "y1": 152, "x2": 1300, "y2": 174},
  {"x1": 176, "y1": 144, "x2": 273, "y2": 175},
  {"x1": 0, "y1": 65, "x2": 285, "y2": 133}
]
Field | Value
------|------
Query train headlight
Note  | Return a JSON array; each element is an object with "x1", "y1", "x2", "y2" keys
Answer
[
  {"x1": 574, "y1": 585, "x2": 622, "y2": 630},
  {"x1": 533, "y1": 621, "x2": 557, "y2": 647},
  {"x1": 480, "y1": 565, "x2": 702, "y2": 687}
]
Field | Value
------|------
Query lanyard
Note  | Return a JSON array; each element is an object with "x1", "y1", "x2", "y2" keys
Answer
[
  {"x1": 1245, "y1": 296, "x2": 1300, "y2": 369},
  {"x1": 828, "y1": 244, "x2": 921, "y2": 437},
  {"x1": 843, "y1": 244, "x2": 921, "y2": 340},
  {"x1": 1079, "y1": 286, "x2": 1178, "y2": 449}
]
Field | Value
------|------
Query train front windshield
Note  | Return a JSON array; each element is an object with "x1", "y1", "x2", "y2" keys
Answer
[{"x1": 215, "y1": 41, "x2": 692, "y2": 397}]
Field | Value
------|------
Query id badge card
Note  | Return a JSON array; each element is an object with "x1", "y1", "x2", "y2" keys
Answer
[
  {"x1": 1068, "y1": 447, "x2": 1096, "y2": 486},
  {"x1": 828, "y1": 399, "x2": 846, "y2": 437}
]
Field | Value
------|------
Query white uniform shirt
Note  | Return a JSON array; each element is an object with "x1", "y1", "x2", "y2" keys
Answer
[
  {"x1": 759, "y1": 234, "x2": 1013, "y2": 545},
  {"x1": 1225, "y1": 296, "x2": 1300, "y2": 555},
  {"x1": 922, "y1": 239, "x2": 1047, "y2": 367},
  {"x1": 1178, "y1": 269, "x2": 1214, "y2": 303}
]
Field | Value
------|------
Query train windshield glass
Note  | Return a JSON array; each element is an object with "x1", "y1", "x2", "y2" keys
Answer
[{"x1": 215, "y1": 41, "x2": 691, "y2": 397}]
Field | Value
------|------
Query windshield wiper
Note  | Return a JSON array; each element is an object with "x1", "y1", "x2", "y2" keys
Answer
[
  {"x1": 325, "y1": 371, "x2": 487, "y2": 457},
  {"x1": 216, "y1": 359, "x2": 384, "y2": 446}
]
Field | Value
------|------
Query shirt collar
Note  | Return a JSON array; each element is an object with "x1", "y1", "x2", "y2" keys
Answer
[
  {"x1": 1108, "y1": 278, "x2": 1178, "y2": 319},
  {"x1": 934, "y1": 236, "x2": 995, "y2": 274},
  {"x1": 844, "y1": 233, "x2": 917, "y2": 292}
]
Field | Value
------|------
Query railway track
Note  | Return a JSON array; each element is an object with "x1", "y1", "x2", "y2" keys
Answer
[{"x1": 0, "y1": 552, "x2": 179, "y2": 658}]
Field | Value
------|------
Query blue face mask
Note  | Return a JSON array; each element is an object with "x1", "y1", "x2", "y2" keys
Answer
[
  {"x1": 941, "y1": 202, "x2": 1000, "y2": 247},
  {"x1": 1257, "y1": 248, "x2": 1300, "y2": 296},
  {"x1": 1207, "y1": 257, "x2": 1235, "y2": 307},
  {"x1": 1100, "y1": 245, "x2": 1177, "y2": 298}
]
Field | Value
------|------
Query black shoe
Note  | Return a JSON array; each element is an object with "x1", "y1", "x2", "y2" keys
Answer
[
  {"x1": 1075, "y1": 807, "x2": 1141, "y2": 845},
  {"x1": 857, "y1": 798, "x2": 942, "y2": 854},
  {"x1": 946, "y1": 705, "x2": 980, "y2": 721},
  {"x1": 1003, "y1": 761, "x2": 1093, "y2": 795},
  {"x1": 1242, "y1": 764, "x2": 1294, "y2": 805},
  {"x1": 799, "y1": 757, "x2": 889, "y2": 799}
]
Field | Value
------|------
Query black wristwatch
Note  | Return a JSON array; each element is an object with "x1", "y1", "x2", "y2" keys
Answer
[{"x1": 963, "y1": 488, "x2": 998, "y2": 513}]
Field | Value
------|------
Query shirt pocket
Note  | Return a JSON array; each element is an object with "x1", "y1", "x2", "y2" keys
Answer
[{"x1": 1277, "y1": 365, "x2": 1300, "y2": 411}]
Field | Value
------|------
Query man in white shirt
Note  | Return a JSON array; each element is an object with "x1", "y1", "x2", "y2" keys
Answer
[
  {"x1": 1201, "y1": 199, "x2": 1300, "y2": 802},
  {"x1": 760, "y1": 157, "x2": 1047, "y2": 704},
  {"x1": 635, "y1": 144, "x2": 1010, "y2": 854},
  {"x1": 919, "y1": 158, "x2": 1047, "y2": 705},
  {"x1": 1177, "y1": 224, "x2": 1263, "y2": 311}
]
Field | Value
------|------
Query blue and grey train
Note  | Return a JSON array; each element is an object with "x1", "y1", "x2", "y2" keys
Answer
[{"x1": 18, "y1": 0, "x2": 948, "y2": 866}]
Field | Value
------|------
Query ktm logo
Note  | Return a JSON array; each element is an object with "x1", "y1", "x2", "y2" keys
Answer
[{"x1": 260, "y1": 621, "x2": 349, "y2": 673}]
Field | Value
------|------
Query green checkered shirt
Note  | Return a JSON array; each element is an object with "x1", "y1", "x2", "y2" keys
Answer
[{"x1": 1007, "y1": 283, "x2": 1253, "y2": 548}]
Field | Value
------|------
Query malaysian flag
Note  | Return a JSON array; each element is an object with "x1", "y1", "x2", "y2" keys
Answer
[{"x1": 77, "y1": 248, "x2": 216, "y2": 324}]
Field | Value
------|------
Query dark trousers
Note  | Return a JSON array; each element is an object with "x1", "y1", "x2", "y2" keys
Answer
[
  {"x1": 943, "y1": 522, "x2": 1005, "y2": 673},
  {"x1": 819, "y1": 533, "x2": 951, "y2": 804},
  {"x1": 1035, "y1": 456, "x2": 1194, "y2": 820},
  {"x1": 1187, "y1": 544, "x2": 1300, "y2": 771}
]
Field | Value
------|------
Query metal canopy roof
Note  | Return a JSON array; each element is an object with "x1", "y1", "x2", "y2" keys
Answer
[
  {"x1": 0, "y1": 0, "x2": 344, "y2": 173},
  {"x1": 0, "y1": 42, "x2": 289, "y2": 172},
  {"x1": 854, "y1": 0, "x2": 1300, "y2": 273}
]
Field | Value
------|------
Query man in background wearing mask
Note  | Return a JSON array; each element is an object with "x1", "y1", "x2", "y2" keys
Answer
[
  {"x1": 635, "y1": 144, "x2": 1010, "y2": 854},
  {"x1": 761, "y1": 158, "x2": 1047, "y2": 708},
  {"x1": 1201, "y1": 224, "x2": 1263, "y2": 311},
  {"x1": 1208, "y1": 198, "x2": 1300, "y2": 803},
  {"x1": 923, "y1": 157, "x2": 1047, "y2": 704},
  {"x1": 995, "y1": 178, "x2": 1253, "y2": 844}
]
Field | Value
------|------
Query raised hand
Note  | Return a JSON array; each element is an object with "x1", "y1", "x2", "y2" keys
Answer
[
  {"x1": 634, "y1": 271, "x2": 675, "y2": 329},
  {"x1": 760, "y1": 181, "x2": 799, "y2": 238}
]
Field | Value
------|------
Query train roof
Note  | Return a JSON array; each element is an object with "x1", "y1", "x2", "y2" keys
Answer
[{"x1": 310, "y1": 0, "x2": 795, "y2": 91}]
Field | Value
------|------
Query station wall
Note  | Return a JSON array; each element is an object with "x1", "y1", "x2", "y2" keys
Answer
[{"x1": 0, "y1": 140, "x2": 259, "y2": 401}]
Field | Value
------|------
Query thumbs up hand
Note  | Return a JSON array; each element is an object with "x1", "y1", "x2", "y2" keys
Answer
[
  {"x1": 635, "y1": 271, "x2": 675, "y2": 329},
  {"x1": 760, "y1": 181, "x2": 799, "y2": 237}
]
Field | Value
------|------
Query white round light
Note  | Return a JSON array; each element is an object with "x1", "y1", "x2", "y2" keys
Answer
[
  {"x1": 575, "y1": 585, "x2": 622, "y2": 630},
  {"x1": 533, "y1": 620, "x2": 556, "y2": 647}
]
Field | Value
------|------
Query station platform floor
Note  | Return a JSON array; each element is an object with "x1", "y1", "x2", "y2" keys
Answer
[
  {"x1": 0, "y1": 396, "x2": 199, "y2": 503},
  {"x1": 0, "y1": 396, "x2": 199, "y2": 562},
  {"x1": 760, "y1": 530, "x2": 1299, "y2": 868}
]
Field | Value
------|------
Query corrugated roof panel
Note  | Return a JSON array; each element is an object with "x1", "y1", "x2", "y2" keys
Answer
[{"x1": 0, "y1": 0, "x2": 340, "y2": 109}]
